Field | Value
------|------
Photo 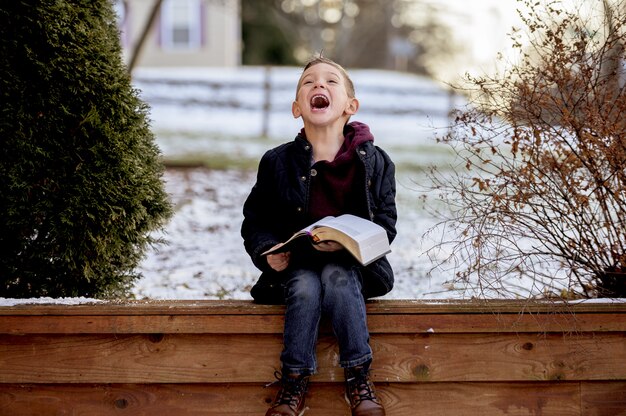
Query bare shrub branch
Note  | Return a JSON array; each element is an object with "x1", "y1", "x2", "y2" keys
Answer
[{"x1": 426, "y1": 0, "x2": 626, "y2": 299}]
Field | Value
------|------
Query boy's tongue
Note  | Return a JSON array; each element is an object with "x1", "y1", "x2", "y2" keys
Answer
[{"x1": 311, "y1": 95, "x2": 329, "y2": 109}]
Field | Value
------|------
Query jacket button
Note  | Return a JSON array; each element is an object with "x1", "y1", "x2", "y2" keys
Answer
[
  {"x1": 300, "y1": 176, "x2": 306, "y2": 181},
  {"x1": 305, "y1": 145, "x2": 311, "y2": 150},
  {"x1": 359, "y1": 150, "x2": 366, "y2": 155},
  {"x1": 310, "y1": 169, "x2": 317, "y2": 176}
]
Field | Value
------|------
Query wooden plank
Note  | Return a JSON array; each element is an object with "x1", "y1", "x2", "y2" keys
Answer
[
  {"x1": 0, "y1": 333, "x2": 283, "y2": 384},
  {"x1": 0, "y1": 314, "x2": 285, "y2": 335},
  {"x1": 371, "y1": 332, "x2": 626, "y2": 383},
  {"x1": 368, "y1": 312, "x2": 626, "y2": 334},
  {"x1": 378, "y1": 382, "x2": 582, "y2": 416},
  {"x1": 2, "y1": 312, "x2": 625, "y2": 335},
  {"x1": 0, "y1": 299, "x2": 623, "y2": 414},
  {"x1": 1, "y1": 332, "x2": 624, "y2": 383},
  {"x1": 0, "y1": 301, "x2": 626, "y2": 334},
  {"x1": 581, "y1": 381, "x2": 626, "y2": 416},
  {"x1": 1, "y1": 299, "x2": 625, "y2": 316},
  {"x1": 0, "y1": 300, "x2": 283, "y2": 316},
  {"x1": 369, "y1": 332, "x2": 626, "y2": 383},
  {"x1": 0, "y1": 382, "x2": 584, "y2": 416},
  {"x1": 368, "y1": 298, "x2": 626, "y2": 316}
]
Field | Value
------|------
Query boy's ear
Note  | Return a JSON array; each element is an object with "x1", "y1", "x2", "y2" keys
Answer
[
  {"x1": 345, "y1": 97, "x2": 359, "y2": 116},
  {"x1": 292, "y1": 101, "x2": 302, "y2": 119}
]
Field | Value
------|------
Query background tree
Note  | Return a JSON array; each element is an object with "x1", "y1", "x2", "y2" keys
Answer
[
  {"x1": 242, "y1": 0, "x2": 299, "y2": 65},
  {"x1": 241, "y1": 0, "x2": 458, "y2": 76},
  {"x1": 427, "y1": 0, "x2": 626, "y2": 298},
  {"x1": 0, "y1": 0, "x2": 172, "y2": 298}
]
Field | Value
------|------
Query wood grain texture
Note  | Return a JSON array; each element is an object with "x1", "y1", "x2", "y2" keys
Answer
[
  {"x1": 581, "y1": 381, "x2": 626, "y2": 416},
  {"x1": 0, "y1": 299, "x2": 625, "y2": 414},
  {"x1": 0, "y1": 382, "x2": 596, "y2": 416},
  {"x1": 2, "y1": 299, "x2": 625, "y2": 316},
  {"x1": 1, "y1": 299, "x2": 625, "y2": 335},
  {"x1": 1, "y1": 332, "x2": 624, "y2": 383}
]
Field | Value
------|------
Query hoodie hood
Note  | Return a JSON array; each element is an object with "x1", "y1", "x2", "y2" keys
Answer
[
  {"x1": 334, "y1": 121, "x2": 374, "y2": 165},
  {"x1": 331, "y1": 121, "x2": 374, "y2": 165},
  {"x1": 296, "y1": 121, "x2": 374, "y2": 165},
  {"x1": 345, "y1": 121, "x2": 375, "y2": 146}
]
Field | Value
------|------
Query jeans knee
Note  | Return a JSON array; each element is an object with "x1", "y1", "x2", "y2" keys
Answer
[
  {"x1": 286, "y1": 271, "x2": 322, "y2": 305},
  {"x1": 320, "y1": 263, "x2": 362, "y2": 298}
]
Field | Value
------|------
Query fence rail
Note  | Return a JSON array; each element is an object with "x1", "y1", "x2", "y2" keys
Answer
[{"x1": 132, "y1": 67, "x2": 459, "y2": 137}]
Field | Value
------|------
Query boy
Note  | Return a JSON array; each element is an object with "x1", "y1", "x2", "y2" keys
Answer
[{"x1": 241, "y1": 57, "x2": 396, "y2": 416}]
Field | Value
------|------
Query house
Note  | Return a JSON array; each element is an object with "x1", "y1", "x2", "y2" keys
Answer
[{"x1": 114, "y1": 0, "x2": 240, "y2": 69}]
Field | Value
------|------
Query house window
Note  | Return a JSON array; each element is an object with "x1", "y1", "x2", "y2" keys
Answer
[{"x1": 160, "y1": 0, "x2": 202, "y2": 50}]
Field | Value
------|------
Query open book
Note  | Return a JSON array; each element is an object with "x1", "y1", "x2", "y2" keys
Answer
[{"x1": 261, "y1": 214, "x2": 391, "y2": 266}]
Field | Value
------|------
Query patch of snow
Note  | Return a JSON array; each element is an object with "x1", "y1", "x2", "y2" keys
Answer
[
  {"x1": 0, "y1": 297, "x2": 103, "y2": 306},
  {"x1": 131, "y1": 168, "x2": 458, "y2": 300}
]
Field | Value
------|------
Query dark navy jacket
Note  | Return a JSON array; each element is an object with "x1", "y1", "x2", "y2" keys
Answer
[{"x1": 241, "y1": 122, "x2": 397, "y2": 304}]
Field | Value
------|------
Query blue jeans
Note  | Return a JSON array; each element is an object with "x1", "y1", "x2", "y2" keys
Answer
[{"x1": 280, "y1": 260, "x2": 372, "y2": 376}]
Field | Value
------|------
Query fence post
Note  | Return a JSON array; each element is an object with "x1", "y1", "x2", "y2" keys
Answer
[{"x1": 261, "y1": 66, "x2": 272, "y2": 138}]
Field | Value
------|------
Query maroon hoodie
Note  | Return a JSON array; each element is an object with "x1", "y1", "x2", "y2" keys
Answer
[{"x1": 305, "y1": 121, "x2": 373, "y2": 221}]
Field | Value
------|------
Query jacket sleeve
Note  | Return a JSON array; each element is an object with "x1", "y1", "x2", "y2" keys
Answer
[
  {"x1": 371, "y1": 147, "x2": 398, "y2": 244},
  {"x1": 359, "y1": 146, "x2": 397, "y2": 298},
  {"x1": 241, "y1": 150, "x2": 282, "y2": 272}
]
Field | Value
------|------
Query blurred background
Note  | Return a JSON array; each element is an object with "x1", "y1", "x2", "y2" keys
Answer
[
  {"x1": 116, "y1": 0, "x2": 522, "y2": 83},
  {"x1": 109, "y1": 0, "x2": 539, "y2": 299},
  {"x1": 113, "y1": 0, "x2": 528, "y2": 164}
]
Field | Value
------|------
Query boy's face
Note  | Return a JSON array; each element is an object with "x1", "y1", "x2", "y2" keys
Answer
[{"x1": 292, "y1": 63, "x2": 359, "y2": 127}]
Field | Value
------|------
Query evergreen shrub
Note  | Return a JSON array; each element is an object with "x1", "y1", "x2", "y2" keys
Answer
[{"x1": 0, "y1": 1, "x2": 172, "y2": 298}]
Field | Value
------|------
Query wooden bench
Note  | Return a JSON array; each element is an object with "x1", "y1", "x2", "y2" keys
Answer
[{"x1": 1, "y1": 299, "x2": 625, "y2": 415}]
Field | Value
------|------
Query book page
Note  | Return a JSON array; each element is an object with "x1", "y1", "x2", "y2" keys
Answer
[
  {"x1": 311, "y1": 215, "x2": 390, "y2": 265},
  {"x1": 261, "y1": 214, "x2": 390, "y2": 264},
  {"x1": 311, "y1": 214, "x2": 382, "y2": 240}
]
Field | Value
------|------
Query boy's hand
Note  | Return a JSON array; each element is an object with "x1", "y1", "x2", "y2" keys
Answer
[
  {"x1": 313, "y1": 241, "x2": 343, "y2": 252},
  {"x1": 267, "y1": 245, "x2": 290, "y2": 271}
]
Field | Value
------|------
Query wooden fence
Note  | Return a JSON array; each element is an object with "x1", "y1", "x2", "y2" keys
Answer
[
  {"x1": 133, "y1": 67, "x2": 459, "y2": 138},
  {"x1": 1, "y1": 299, "x2": 625, "y2": 415}
]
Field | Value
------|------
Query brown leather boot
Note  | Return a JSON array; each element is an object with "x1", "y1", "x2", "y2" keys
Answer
[
  {"x1": 345, "y1": 364, "x2": 385, "y2": 416},
  {"x1": 265, "y1": 372, "x2": 310, "y2": 416}
]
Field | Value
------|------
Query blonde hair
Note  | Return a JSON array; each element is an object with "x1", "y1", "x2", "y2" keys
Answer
[{"x1": 295, "y1": 56, "x2": 355, "y2": 98}]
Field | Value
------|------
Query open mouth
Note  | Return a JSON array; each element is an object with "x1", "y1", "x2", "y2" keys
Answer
[{"x1": 310, "y1": 94, "x2": 330, "y2": 110}]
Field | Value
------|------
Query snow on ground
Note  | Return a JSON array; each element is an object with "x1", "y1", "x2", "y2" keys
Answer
[
  {"x1": 131, "y1": 167, "x2": 460, "y2": 301},
  {"x1": 0, "y1": 297, "x2": 105, "y2": 306}
]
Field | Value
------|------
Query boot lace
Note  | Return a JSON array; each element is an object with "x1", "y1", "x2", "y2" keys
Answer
[
  {"x1": 346, "y1": 368, "x2": 380, "y2": 408},
  {"x1": 270, "y1": 371, "x2": 309, "y2": 410}
]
